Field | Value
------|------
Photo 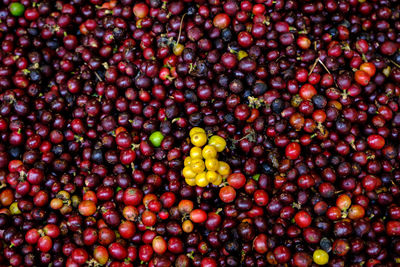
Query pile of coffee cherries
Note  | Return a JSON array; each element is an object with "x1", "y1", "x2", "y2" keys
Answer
[
  {"x1": 182, "y1": 127, "x2": 230, "y2": 187},
  {"x1": 0, "y1": 0, "x2": 399, "y2": 266}
]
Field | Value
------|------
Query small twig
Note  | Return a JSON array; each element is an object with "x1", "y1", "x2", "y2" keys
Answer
[
  {"x1": 318, "y1": 58, "x2": 338, "y2": 87},
  {"x1": 390, "y1": 59, "x2": 400, "y2": 69},
  {"x1": 308, "y1": 57, "x2": 319, "y2": 76},
  {"x1": 275, "y1": 55, "x2": 285, "y2": 63},
  {"x1": 176, "y1": 13, "x2": 186, "y2": 47},
  {"x1": 84, "y1": 62, "x2": 103, "y2": 82},
  {"x1": 231, "y1": 130, "x2": 256, "y2": 143},
  {"x1": 93, "y1": 71, "x2": 103, "y2": 82},
  {"x1": 361, "y1": 53, "x2": 368, "y2": 63},
  {"x1": 318, "y1": 58, "x2": 331, "y2": 75}
]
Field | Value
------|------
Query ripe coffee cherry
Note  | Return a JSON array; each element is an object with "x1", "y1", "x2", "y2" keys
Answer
[
  {"x1": 294, "y1": 210, "x2": 312, "y2": 228},
  {"x1": 367, "y1": 134, "x2": 385, "y2": 149},
  {"x1": 213, "y1": 14, "x2": 231, "y2": 29},
  {"x1": 286, "y1": 142, "x2": 301, "y2": 160},
  {"x1": 354, "y1": 70, "x2": 370, "y2": 86}
]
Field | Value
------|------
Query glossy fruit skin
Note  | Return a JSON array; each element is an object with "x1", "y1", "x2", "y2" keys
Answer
[
  {"x1": 78, "y1": 200, "x2": 96, "y2": 216},
  {"x1": 149, "y1": 131, "x2": 164, "y2": 147},
  {"x1": 108, "y1": 242, "x2": 127, "y2": 260},
  {"x1": 123, "y1": 188, "x2": 143, "y2": 206},
  {"x1": 43, "y1": 224, "x2": 60, "y2": 238},
  {"x1": 191, "y1": 132, "x2": 207, "y2": 147},
  {"x1": 118, "y1": 221, "x2": 136, "y2": 239},
  {"x1": 387, "y1": 221, "x2": 400, "y2": 236},
  {"x1": 360, "y1": 62, "x2": 376, "y2": 77},
  {"x1": 191, "y1": 159, "x2": 205, "y2": 173},
  {"x1": 227, "y1": 173, "x2": 246, "y2": 189},
  {"x1": 297, "y1": 36, "x2": 311, "y2": 49},
  {"x1": 27, "y1": 168, "x2": 44, "y2": 185},
  {"x1": 195, "y1": 172, "x2": 208, "y2": 187},
  {"x1": 133, "y1": 3, "x2": 149, "y2": 19},
  {"x1": 208, "y1": 135, "x2": 226, "y2": 152},
  {"x1": 205, "y1": 159, "x2": 219, "y2": 172},
  {"x1": 201, "y1": 257, "x2": 217, "y2": 267},
  {"x1": 37, "y1": 236, "x2": 52, "y2": 252},
  {"x1": 354, "y1": 70, "x2": 370, "y2": 86},
  {"x1": 253, "y1": 234, "x2": 268, "y2": 254},
  {"x1": 313, "y1": 249, "x2": 329, "y2": 265},
  {"x1": 189, "y1": 127, "x2": 206, "y2": 138},
  {"x1": 367, "y1": 134, "x2": 385, "y2": 149},
  {"x1": 286, "y1": 142, "x2": 301, "y2": 160},
  {"x1": 332, "y1": 239, "x2": 350, "y2": 256},
  {"x1": 213, "y1": 14, "x2": 230, "y2": 29},
  {"x1": 25, "y1": 229, "x2": 40, "y2": 244},
  {"x1": 94, "y1": 246, "x2": 109, "y2": 265},
  {"x1": 9, "y1": 3, "x2": 25, "y2": 16},
  {"x1": 182, "y1": 166, "x2": 196, "y2": 180},
  {"x1": 71, "y1": 248, "x2": 88, "y2": 265},
  {"x1": 356, "y1": 39, "x2": 369, "y2": 54},
  {"x1": 273, "y1": 246, "x2": 291, "y2": 263},
  {"x1": 202, "y1": 145, "x2": 217, "y2": 159},
  {"x1": 217, "y1": 161, "x2": 231, "y2": 176},
  {"x1": 219, "y1": 186, "x2": 236, "y2": 203},
  {"x1": 294, "y1": 211, "x2": 312, "y2": 228},
  {"x1": 348, "y1": 204, "x2": 365, "y2": 220},
  {"x1": 190, "y1": 147, "x2": 203, "y2": 159},
  {"x1": 254, "y1": 190, "x2": 269, "y2": 206},
  {"x1": 299, "y1": 84, "x2": 317, "y2": 100},
  {"x1": 189, "y1": 209, "x2": 207, "y2": 223},
  {"x1": 380, "y1": 41, "x2": 398, "y2": 55},
  {"x1": 336, "y1": 194, "x2": 351, "y2": 211}
]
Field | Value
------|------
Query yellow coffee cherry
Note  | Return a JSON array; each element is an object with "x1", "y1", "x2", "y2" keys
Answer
[
  {"x1": 190, "y1": 147, "x2": 203, "y2": 159},
  {"x1": 57, "y1": 190, "x2": 70, "y2": 200},
  {"x1": 191, "y1": 158, "x2": 205, "y2": 173},
  {"x1": 208, "y1": 135, "x2": 226, "y2": 152},
  {"x1": 313, "y1": 249, "x2": 329, "y2": 265},
  {"x1": 185, "y1": 177, "x2": 196, "y2": 186},
  {"x1": 184, "y1": 156, "x2": 192, "y2": 166},
  {"x1": 217, "y1": 161, "x2": 231, "y2": 176},
  {"x1": 189, "y1": 127, "x2": 205, "y2": 138},
  {"x1": 173, "y1": 43, "x2": 184, "y2": 56},
  {"x1": 206, "y1": 171, "x2": 219, "y2": 183},
  {"x1": 205, "y1": 158, "x2": 219, "y2": 172},
  {"x1": 202, "y1": 145, "x2": 217, "y2": 159},
  {"x1": 211, "y1": 174, "x2": 223, "y2": 186},
  {"x1": 237, "y1": 50, "x2": 248, "y2": 60},
  {"x1": 10, "y1": 202, "x2": 21, "y2": 215},
  {"x1": 195, "y1": 172, "x2": 208, "y2": 187},
  {"x1": 191, "y1": 132, "x2": 207, "y2": 147},
  {"x1": 182, "y1": 166, "x2": 196, "y2": 179}
]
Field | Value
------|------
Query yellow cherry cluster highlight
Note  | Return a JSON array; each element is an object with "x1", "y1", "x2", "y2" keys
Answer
[{"x1": 182, "y1": 127, "x2": 231, "y2": 187}]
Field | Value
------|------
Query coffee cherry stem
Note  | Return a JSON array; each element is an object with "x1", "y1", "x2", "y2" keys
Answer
[
  {"x1": 389, "y1": 59, "x2": 400, "y2": 69},
  {"x1": 308, "y1": 57, "x2": 319, "y2": 75},
  {"x1": 175, "y1": 13, "x2": 187, "y2": 47}
]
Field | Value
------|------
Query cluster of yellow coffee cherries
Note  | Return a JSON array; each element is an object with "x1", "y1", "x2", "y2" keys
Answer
[{"x1": 182, "y1": 127, "x2": 231, "y2": 187}]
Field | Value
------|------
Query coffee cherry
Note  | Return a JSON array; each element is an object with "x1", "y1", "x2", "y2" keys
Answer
[
  {"x1": 149, "y1": 131, "x2": 164, "y2": 147},
  {"x1": 9, "y1": 3, "x2": 25, "y2": 17},
  {"x1": 313, "y1": 249, "x2": 329, "y2": 265}
]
